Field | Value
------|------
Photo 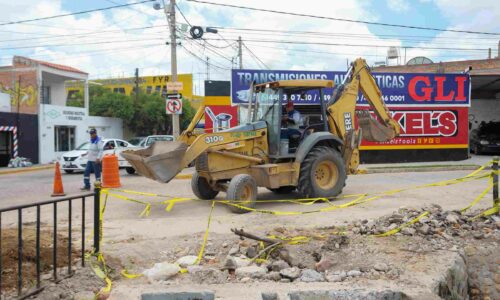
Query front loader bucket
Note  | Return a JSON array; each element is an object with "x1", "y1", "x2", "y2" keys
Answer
[
  {"x1": 121, "y1": 141, "x2": 188, "y2": 183},
  {"x1": 357, "y1": 111, "x2": 397, "y2": 142}
]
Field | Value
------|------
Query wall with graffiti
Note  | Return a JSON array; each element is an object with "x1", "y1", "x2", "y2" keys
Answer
[{"x1": 0, "y1": 69, "x2": 38, "y2": 115}]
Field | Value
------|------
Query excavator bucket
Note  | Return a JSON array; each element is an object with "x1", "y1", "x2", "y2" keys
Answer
[
  {"x1": 121, "y1": 141, "x2": 188, "y2": 183},
  {"x1": 357, "y1": 111, "x2": 397, "y2": 142}
]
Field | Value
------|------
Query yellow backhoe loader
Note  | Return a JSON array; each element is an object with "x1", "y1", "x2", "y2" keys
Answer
[{"x1": 122, "y1": 58, "x2": 400, "y2": 213}]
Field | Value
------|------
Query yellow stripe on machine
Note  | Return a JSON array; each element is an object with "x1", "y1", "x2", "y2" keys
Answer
[{"x1": 360, "y1": 144, "x2": 469, "y2": 150}]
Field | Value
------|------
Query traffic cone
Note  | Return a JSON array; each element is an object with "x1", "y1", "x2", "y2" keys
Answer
[
  {"x1": 51, "y1": 162, "x2": 66, "y2": 197},
  {"x1": 102, "y1": 154, "x2": 121, "y2": 188}
]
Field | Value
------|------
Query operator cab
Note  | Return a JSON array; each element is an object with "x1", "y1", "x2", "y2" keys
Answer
[{"x1": 251, "y1": 80, "x2": 334, "y2": 159}]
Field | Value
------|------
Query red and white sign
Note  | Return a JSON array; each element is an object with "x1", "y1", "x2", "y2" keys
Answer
[
  {"x1": 205, "y1": 105, "x2": 238, "y2": 133},
  {"x1": 358, "y1": 106, "x2": 468, "y2": 149},
  {"x1": 166, "y1": 98, "x2": 182, "y2": 115}
]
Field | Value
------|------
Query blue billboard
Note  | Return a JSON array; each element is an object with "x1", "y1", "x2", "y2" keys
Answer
[{"x1": 231, "y1": 69, "x2": 470, "y2": 107}]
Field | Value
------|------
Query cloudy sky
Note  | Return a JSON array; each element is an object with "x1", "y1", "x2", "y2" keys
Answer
[{"x1": 0, "y1": 0, "x2": 498, "y2": 94}]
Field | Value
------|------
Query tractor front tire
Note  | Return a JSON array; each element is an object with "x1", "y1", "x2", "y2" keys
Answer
[
  {"x1": 192, "y1": 172, "x2": 219, "y2": 200},
  {"x1": 125, "y1": 167, "x2": 136, "y2": 174},
  {"x1": 298, "y1": 146, "x2": 346, "y2": 198},
  {"x1": 226, "y1": 174, "x2": 257, "y2": 214}
]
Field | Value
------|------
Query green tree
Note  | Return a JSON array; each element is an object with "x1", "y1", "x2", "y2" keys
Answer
[
  {"x1": 86, "y1": 86, "x2": 198, "y2": 136},
  {"x1": 180, "y1": 98, "x2": 196, "y2": 130},
  {"x1": 128, "y1": 92, "x2": 171, "y2": 135},
  {"x1": 90, "y1": 89, "x2": 134, "y2": 121}
]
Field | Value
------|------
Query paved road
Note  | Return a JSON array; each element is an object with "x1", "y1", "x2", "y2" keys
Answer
[
  {"x1": 0, "y1": 164, "x2": 495, "y2": 267},
  {"x1": 0, "y1": 166, "x2": 494, "y2": 228}
]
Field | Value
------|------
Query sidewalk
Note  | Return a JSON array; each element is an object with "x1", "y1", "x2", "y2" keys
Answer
[
  {"x1": 0, "y1": 163, "x2": 54, "y2": 175},
  {"x1": 0, "y1": 155, "x2": 497, "y2": 176},
  {"x1": 360, "y1": 154, "x2": 495, "y2": 173}
]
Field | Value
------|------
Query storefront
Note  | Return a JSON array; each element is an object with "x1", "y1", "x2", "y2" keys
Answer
[
  {"x1": 0, "y1": 56, "x2": 124, "y2": 165},
  {"x1": 39, "y1": 104, "x2": 123, "y2": 164},
  {"x1": 231, "y1": 69, "x2": 471, "y2": 163}
]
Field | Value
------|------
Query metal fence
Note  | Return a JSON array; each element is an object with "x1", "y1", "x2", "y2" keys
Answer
[{"x1": 0, "y1": 186, "x2": 101, "y2": 299}]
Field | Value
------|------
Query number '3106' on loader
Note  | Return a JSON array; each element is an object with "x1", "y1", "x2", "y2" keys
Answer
[{"x1": 122, "y1": 58, "x2": 401, "y2": 213}]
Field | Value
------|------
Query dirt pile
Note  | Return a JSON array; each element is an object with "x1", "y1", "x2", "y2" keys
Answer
[
  {"x1": 1, "y1": 228, "x2": 78, "y2": 293},
  {"x1": 149, "y1": 205, "x2": 499, "y2": 288},
  {"x1": 354, "y1": 204, "x2": 499, "y2": 242}
]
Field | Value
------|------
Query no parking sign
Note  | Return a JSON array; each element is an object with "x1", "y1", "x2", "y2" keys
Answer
[{"x1": 166, "y1": 93, "x2": 183, "y2": 115}]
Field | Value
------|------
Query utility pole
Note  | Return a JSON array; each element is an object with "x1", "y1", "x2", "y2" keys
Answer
[
  {"x1": 134, "y1": 68, "x2": 139, "y2": 103},
  {"x1": 238, "y1": 36, "x2": 243, "y2": 69},
  {"x1": 206, "y1": 56, "x2": 210, "y2": 80},
  {"x1": 163, "y1": 0, "x2": 180, "y2": 137}
]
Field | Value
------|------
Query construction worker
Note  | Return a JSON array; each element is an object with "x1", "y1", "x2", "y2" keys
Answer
[
  {"x1": 281, "y1": 100, "x2": 302, "y2": 139},
  {"x1": 81, "y1": 128, "x2": 104, "y2": 191}
]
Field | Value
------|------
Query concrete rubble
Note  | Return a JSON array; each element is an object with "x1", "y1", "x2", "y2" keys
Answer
[{"x1": 106, "y1": 205, "x2": 498, "y2": 299}]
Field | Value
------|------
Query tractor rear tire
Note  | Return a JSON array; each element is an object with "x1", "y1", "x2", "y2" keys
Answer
[
  {"x1": 192, "y1": 172, "x2": 219, "y2": 200},
  {"x1": 226, "y1": 174, "x2": 257, "y2": 214},
  {"x1": 268, "y1": 186, "x2": 296, "y2": 194},
  {"x1": 297, "y1": 146, "x2": 346, "y2": 198},
  {"x1": 125, "y1": 167, "x2": 136, "y2": 174}
]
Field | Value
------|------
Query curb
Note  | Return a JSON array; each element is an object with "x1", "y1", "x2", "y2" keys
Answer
[
  {"x1": 361, "y1": 165, "x2": 482, "y2": 174},
  {"x1": 175, "y1": 173, "x2": 193, "y2": 179},
  {"x1": 0, "y1": 164, "x2": 53, "y2": 175}
]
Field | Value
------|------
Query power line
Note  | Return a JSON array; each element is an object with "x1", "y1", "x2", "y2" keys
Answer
[
  {"x1": 242, "y1": 42, "x2": 270, "y2": 69},
  {"x1": 178, "y1": 30, "x2": 234, "y2": 63},
  {"x1": 0, "y1": 43, "x2": 164, "y2": 61},
  {"x1": 215, "y1": 27, "x2": 500, "y2": 41},
  {"x1": 187, "y1": 0, "x2": 500, "y2": 36},
  {"x1": 215, "y1": 28, "x2": 499, "y2": 47},
  {"x1": 0, "y1": 0, "x2": 156, "y2": 27},
  {"x1": 0, "y1": 38, "x2": 166, "y2": 50},
  {"x1": 0, "y1": 25, "x2": 168, "y2": 44},
  {"x1": 181, "y1": 44, "x2": 231, "y2": 70},
  {"x1": 245, "y1": 43, "x2": 486, "y2": 59},
  {"x1": 105, "y1": 0, "x2": 158, "y2": 17},
  {"x1": 203, "y1": 38, "x2": 491, "y2": 52},
  {"x1": 175, "y1": 3, "x2": 192, "y2": 27}
]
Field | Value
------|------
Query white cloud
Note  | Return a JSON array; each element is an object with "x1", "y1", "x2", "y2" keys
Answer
[
  {"x1": 387, "y1": 0, "x2": 410, "y2": 12},
  {"x1": 0, "y1": 0, "x2": 498, "y2": 94}
]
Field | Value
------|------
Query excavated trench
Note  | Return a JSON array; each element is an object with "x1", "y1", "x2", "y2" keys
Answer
[{"x1": 436, "y1": 244, "x2": 499, "y2": 300}]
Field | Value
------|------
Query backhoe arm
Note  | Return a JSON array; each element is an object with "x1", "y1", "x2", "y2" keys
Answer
[
  {"x1": 326, "y1": 58, "x2": 400, "y2": 174},
  {"x1": 178, "y1": 104, "x2": 205, "y2": 145},
  {"x1": 355, "y1": 59, "x2": 400, "y2": 141}
]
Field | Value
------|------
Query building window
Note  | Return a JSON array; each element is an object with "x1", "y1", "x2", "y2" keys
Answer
[
  {"x1": 155, "y1": 85, "x2": 161, "y2": 93},
  {"x1": 41, "y1": 86, "x2": 51, "y2": 104},
  {"x1": 161, "y1": 85, "x2": 167, "y2": 97},
  {"x1": 146, "y1": 86, "x2": 152, "y2": 94},
  {"x1": 113, "y1": 87, "x2": 126, "y2": 94},
  {"x1": 54, "y1": 126, "x2": 75, "y2": 152}
]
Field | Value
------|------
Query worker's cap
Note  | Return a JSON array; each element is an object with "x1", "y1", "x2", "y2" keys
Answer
[
  {"x1": 89, "y1": 128, "x2": 97, "y2": 134},
  {"x1": 286, "y1": 101, "x2": 294, "y2": 108}
]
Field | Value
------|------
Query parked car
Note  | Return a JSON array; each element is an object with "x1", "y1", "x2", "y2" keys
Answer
[
  {"x1": 128, "y1": 136, "x2": 146, "y2": 146},
  {"x1": 469, "y1": 121, "x2": 500, "y2": 154},
  {"x1": 138, "y1": 135, "x2": 175, "y2": 147},
  {"x1": 60, "y1": 138, "x2": 138, "y2": 174}
]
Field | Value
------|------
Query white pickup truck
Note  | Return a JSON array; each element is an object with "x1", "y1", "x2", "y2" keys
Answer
[{"x1": 138, "y1": 135, "x2": 175, "y2": 147}]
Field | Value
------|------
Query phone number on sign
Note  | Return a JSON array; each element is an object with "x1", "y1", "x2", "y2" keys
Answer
[{"x1": 358, "y1": 95, "x2": 406, "y2": 103}]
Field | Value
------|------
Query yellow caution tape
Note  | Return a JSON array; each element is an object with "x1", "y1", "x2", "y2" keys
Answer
[
  {"x1": 86, "y1": 252, "x2": 112, "y2": 298},
  {"x1": 267, "y1": 234, "x2": 311, "y2": 245},
  {"x1": 163, "y1": 198, "x2": 193, "y2": 212},
  {"x1": 460, "y1": 178, "x2": 493, "y2": 213},
  {"x1": 375, "y1": 211, "x2": 430, "y2": 237},
  {"x1": 121, "y1": 269, "x2": 143, "y2": 279},
  {"x1": 196, "y1": 200, "x2": 216, "y2": 264},
  {"x1": 469, "y1": 206, "x2": 499, "y2": 221}
]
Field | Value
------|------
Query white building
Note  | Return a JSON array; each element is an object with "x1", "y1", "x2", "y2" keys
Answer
[{"x1": 0, "y1": 56, "x2": 123, "y2": 165}]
